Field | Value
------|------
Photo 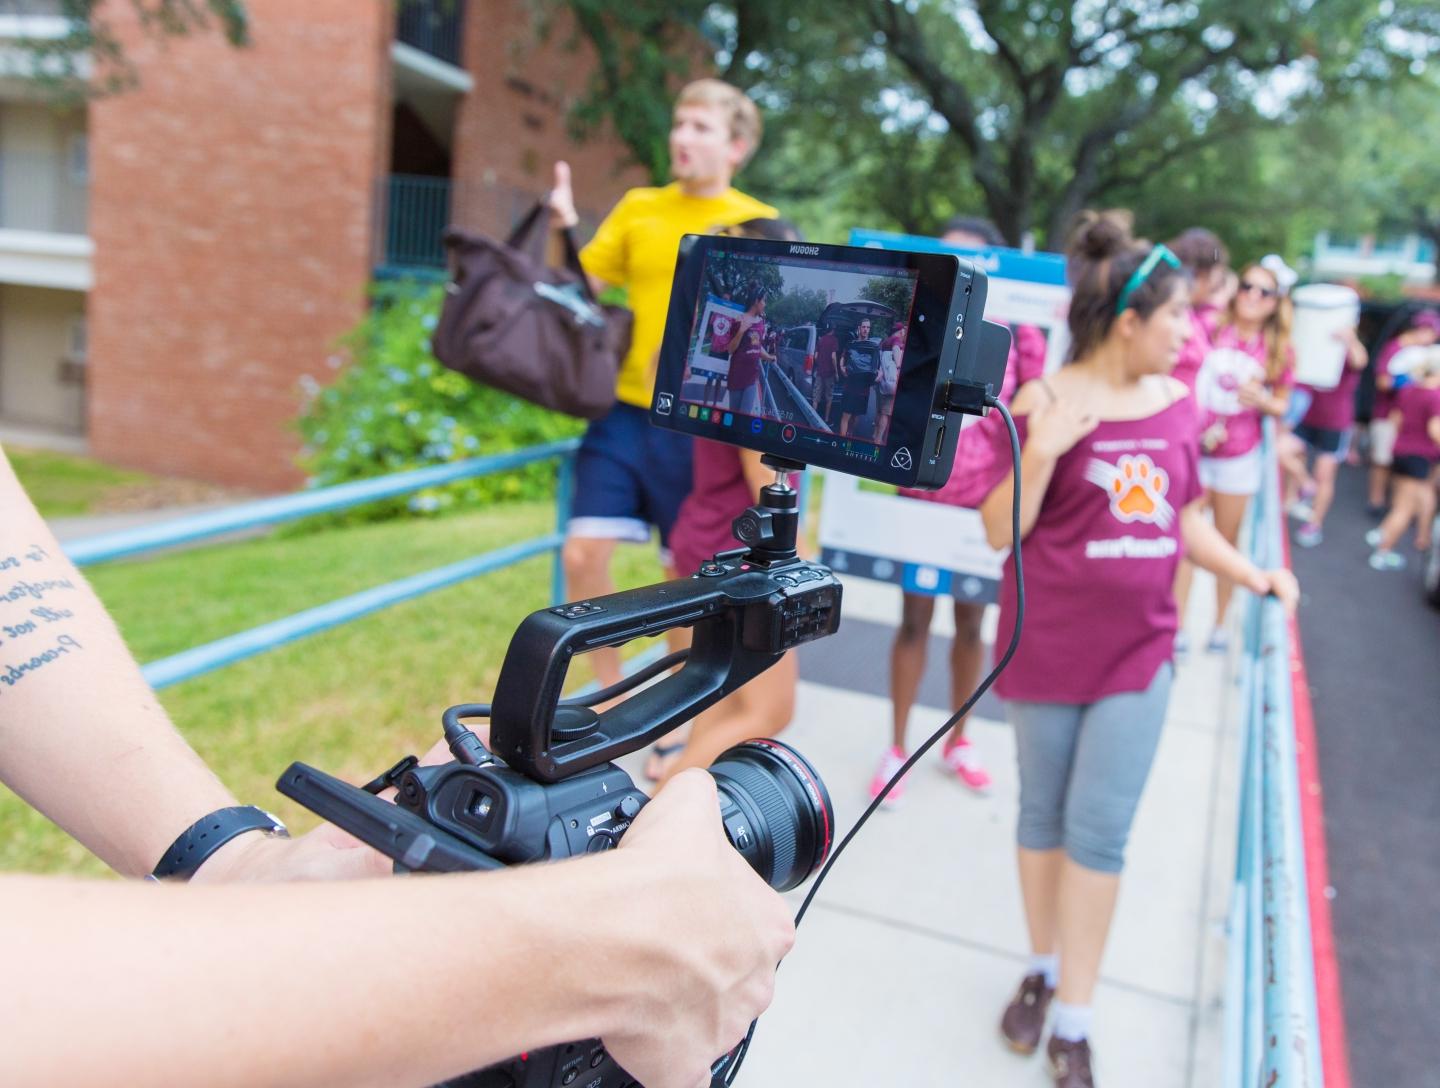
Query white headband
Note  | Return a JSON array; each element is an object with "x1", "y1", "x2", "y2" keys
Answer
[{"x1": 1259, "y1": 254, "x2": 1299, "y2": 296}]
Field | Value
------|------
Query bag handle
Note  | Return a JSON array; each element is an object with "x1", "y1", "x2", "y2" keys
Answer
[
  {"x1": 559, "y1": 226, "x2": 598, "y2": 302},
  {"x1": 506, "y1": 201, "x2": 553, "y2": 262}
]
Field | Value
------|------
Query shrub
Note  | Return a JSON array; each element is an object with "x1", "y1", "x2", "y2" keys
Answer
[{"x1": 297, "y1": 281, "x2": 583, "y2": 520}]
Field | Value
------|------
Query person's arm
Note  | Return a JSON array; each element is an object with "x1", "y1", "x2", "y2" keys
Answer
[
  {"x1": 1, "y1": 769, "x2": 796, "y2": 1088},
  {"x1": 0, "y1": 448, "x2": 385, "y2": 881},
  {"x1": 1180, "y1": 499, "x2": 1299, "y2": 612},
  {"x1": 1341, "y1": 326, "x2": 1369, "y2": 369},
  {"x1": 979, "y1": 384, "x2": 1097, "y2": 550},
  {"x1": 1238, "y1": 379, "x2": 1290, "y2": 417},
  {"x1": 565, "y1": 163, "x2": 627, "y2": 298},
  {"x1": 724, "y1": 314, "x2": 757, "y2": 354}
]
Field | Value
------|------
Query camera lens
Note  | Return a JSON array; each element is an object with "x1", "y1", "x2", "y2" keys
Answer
[{"x1": 709, "y1": 739, "x2": 834, "y2": 892}]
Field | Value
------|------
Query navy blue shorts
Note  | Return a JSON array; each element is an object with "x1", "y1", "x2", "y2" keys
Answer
[
  {"x1": 569, "y1": 402, "x2": 694, "y2": 548},
  {"x1": 1293, "y1": 422, "x2": 1351, "y2": 459}
]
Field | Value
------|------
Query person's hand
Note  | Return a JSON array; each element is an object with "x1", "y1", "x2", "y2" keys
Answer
[
  {"x1": 1333, "y1": 325, "x2": 1367, "y2": 365},
  {"x1": 546, "y1": 161, "x2": 579, "y2": 229},
  {"x1": 1237, "y1": 380, "x2": 1268, "y2": 410},
  {"x1": 1027, "y1": 396, "x2": 1098, "y2": 459},
  {"x1": 1200, "y1": 420, "x2": 1227, "y2": 452},
  {"x1": 1252, "y1": 567, "x2": 1300, "y2": 614},
  {"x1": 605, "y1": 769, "x2": 795, "y2": 1088},
  {"x1": 191, "y1": 822, "x2": 391, "y2": 884}
]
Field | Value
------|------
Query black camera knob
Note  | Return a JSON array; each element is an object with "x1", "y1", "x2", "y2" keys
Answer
[
  {"x1": 616, "y1": 794, "x2": 643, "y2": 821},
  {"x1": 732, "y1": 508, "x2": 776, "y2": 547}
]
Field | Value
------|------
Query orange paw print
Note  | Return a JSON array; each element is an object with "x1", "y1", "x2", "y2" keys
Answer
[
  {"x1": 1112, "y1": 456, "x2": 1168, "y2": 520},
  {"x1": 1085, "y1": 453, "x2": 1175, "y2": 528}
]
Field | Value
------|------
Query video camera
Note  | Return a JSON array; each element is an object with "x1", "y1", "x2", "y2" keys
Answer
[{"x1": 276, "y1": 236, "x2": 1012, "y2": 1088}]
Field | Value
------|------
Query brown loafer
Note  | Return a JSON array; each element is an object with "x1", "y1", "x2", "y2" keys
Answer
[
  {"x1": 1000, "y1": 971, "x2": 1054, "y2": 1054},
  {"x1": 1047, "y1": 1035, "x2": 1095, "y2": 1088}
]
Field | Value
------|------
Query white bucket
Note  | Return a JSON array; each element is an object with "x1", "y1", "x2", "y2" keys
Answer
[{"x1": 1291, "y1": 283, "x2": 1360, "y2": 390}]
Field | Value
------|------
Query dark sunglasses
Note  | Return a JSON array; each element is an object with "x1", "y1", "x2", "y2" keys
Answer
[{"x1": 1238, "y1": 280, "x2": 1278, "y2": 299}]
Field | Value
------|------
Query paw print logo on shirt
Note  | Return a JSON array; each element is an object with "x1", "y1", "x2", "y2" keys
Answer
[{"x1": 1084, "y1": 454, "x2": 1175, "y2": 529}]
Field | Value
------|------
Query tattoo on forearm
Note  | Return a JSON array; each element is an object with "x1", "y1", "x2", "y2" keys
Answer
[{"x1": 0, "y1": 544, "x2": 85, "y2": 693}]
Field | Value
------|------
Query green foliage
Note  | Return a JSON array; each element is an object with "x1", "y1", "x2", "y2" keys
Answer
[
  {"x1": 1354, "y1": 275, "x2": 1411, "y2": 304},
  {"x1": 766, "y1": 286, "x2": 827, "y2": 330},
  {"x1": 545, "y1": 1, "x2": 1438, "y2": 252},
  {"x1": 296, "y1": 282, "x2": 583, "y2": 522},
  {"x1": 704, "y1": 250, "x2": 783, "y2": 302},
  {"x1": 20, "y1": 1, "x2": 248, "y2": 99},
  {"x1": 859, "y1": 276, "x2": 915, "y2": 319}
]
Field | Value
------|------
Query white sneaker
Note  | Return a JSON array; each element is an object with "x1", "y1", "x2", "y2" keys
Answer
[
  {"x1": 1368, "y1": 550, "x2": 1406, "y2": 571},
  {"x1": 1365, "y1": 528, "x2": 1383, "y2": 548}
]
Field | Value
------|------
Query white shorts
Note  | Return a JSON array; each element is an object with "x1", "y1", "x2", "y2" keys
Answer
[
  {"x1": 1199, "y1": 447, "x2": 1263, "y2": 496},
  {"x1": 1369, "y1": 418, "x2": 1398, "y2": 467}
]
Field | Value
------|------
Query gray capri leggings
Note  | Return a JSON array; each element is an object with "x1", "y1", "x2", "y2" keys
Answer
[{"x1": 1005, "y1": 663, "x2": 1173, "y2": 874}]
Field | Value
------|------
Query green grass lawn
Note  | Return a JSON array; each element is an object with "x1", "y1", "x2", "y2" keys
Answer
[
  {"x1": 1, "y1": 503, "x2": 664, "y2": 875},
  {"x1": 6, "y1": 446, "x2": 157, "y2": 518}
]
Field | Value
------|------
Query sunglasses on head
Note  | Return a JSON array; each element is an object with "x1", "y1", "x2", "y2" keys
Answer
[{"x1": 1238, "y1": 280, "x2": 1278, "y2": 299}]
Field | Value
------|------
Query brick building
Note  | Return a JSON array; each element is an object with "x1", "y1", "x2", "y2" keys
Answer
[{"x1": 0, "y1": 0, "x2": 647, "y2": 490}]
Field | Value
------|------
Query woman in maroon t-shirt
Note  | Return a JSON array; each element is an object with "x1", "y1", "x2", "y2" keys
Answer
[
  {"x1": 976, "y1": 212, "x2": 1298, "y2": 1081},
  {"x1": 1284, "y1": 332, "x2": 1368, "y2": 548},
  {"x1": 1369, "y1": 366, "x2": 1440, "y2": 570},
  {"x1": 1366, "y1": 310, "x2": 1440, "y2": 513}
]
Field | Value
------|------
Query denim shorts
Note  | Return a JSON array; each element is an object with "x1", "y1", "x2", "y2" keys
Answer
[
  {"x1": 1293, "y1": 422, "x2": 1352, "y2": 460},
  {"x1": 569, "y1": 402, "x2": 694, "y2": 547}
]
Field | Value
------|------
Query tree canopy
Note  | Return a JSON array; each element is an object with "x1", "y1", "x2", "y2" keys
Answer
[
  {"x1": 542, "y1": 0, "x2": 1440, "y2": 271},
  {"x1": 16, "y1": 0, "x2": 249, "y2": 95}
]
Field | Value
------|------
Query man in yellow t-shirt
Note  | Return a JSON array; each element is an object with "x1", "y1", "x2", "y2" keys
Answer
[{"x1": 548, "y1": 78, "x2": 777, "y2": 689}]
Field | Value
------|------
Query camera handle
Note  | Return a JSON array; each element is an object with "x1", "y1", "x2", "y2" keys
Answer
[{"x1": 489, "y1": 459, "x2": 834, "y2": 784}]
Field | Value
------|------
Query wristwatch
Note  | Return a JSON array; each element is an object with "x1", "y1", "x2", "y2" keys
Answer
[{"x1": 150, "y1": 805, "x2": 290, "y2": 881}]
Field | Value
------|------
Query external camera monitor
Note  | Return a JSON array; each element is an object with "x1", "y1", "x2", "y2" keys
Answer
[{"x1": 651, "y1": 234, "x2": 1005, "y2": 488}]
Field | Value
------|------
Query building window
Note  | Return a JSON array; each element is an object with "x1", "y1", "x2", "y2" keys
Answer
[
  {"x1": 67, "y1": 133, "x2": 88, "y2": 184},
  {"x1": 66, "y1": 315, "x2": 87, "y2": 362}
]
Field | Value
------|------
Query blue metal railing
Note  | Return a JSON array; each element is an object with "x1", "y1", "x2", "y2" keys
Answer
[
  {"x1": 1222, "y1": 421, "x2": 1324, "y2": 1086},
  {"x1": 379, "y1": 174, "x2": 452, "y2": 272},
  {"x1": 65, "y1": 440, "x2": 579, "y2": 690},
  {"x1": 395, "y1": 0, "x2": 465, "y2": 67}
]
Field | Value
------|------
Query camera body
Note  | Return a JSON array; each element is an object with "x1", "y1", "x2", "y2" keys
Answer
[
  {"x1": 278, "y1": 477, "x2": 838, "y2": 1088},
  {"x1": 276, "y1": 235, "x2": 1012, "y2": 1088}
]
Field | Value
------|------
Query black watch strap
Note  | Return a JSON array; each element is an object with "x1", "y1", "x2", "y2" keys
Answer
[{"x1": 151, "y1": 805, "x2": 289, "y2": 881}]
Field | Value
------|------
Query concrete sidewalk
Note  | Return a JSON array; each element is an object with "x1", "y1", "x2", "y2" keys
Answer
[{"x1": 642, "y1": 574, "x2": 1242, "y2": 1087}]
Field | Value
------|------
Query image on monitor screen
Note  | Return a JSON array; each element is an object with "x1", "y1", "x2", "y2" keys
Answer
[{"x1": 677, "y1": 247, "x2": 920, "y2": 450}]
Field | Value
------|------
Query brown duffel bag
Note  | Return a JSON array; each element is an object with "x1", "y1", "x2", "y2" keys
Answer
[{"x1": 432, "y1": 202, "x2": 631, "y2": 420}]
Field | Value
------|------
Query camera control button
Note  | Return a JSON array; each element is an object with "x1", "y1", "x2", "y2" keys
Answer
[
  {"x1": 562, "y1": 1068, "x2": 579, "y2": 1085},
  {"x1": 616, "y1": 795, "x2": 643, "y2": 821},
  {"x1": 552, "y1": 601, "x2": 606, "y2": 619},
  {"x1": 590, "y1": 1050, "x2": 607, "y2": 1069},
  {"x1": 773, "y1": 574, "x2": 797, "y2": 587},
  {"x1": 698, "y1": 562, "x2": 726, "y2": 577}
]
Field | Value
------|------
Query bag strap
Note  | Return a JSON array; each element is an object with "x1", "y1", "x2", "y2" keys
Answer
[
  {"x1": 507, "y1": 201, "x2": 553, "y2": 262},
  {"x1": 559, "y1": 226, "x2": 597, "y2": 302}
]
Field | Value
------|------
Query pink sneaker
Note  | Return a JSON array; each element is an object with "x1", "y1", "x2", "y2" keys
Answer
[
  {"x1": 942, "y1": 737, "x2": 992, "y2": 793},
  {"x1": 868, "y1": 746, "x2": 910, "y2": 807}
]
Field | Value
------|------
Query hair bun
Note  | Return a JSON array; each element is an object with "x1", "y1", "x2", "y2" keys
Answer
[{"x1": 1065, "y1": 209, "x2": 1136, "y2": 262}]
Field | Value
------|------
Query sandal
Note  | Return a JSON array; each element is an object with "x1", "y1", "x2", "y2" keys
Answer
[{"x1": 644, "y1": 741, "x2": 687, "y2": 783}]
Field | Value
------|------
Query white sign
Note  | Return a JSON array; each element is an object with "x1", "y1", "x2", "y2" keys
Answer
[
  {"x1": 818, "y1": 230, "x2": 1073, "y2": 600},
  {"x1": 688, "y1": 294, "x2": 748, "y2": 380}
]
